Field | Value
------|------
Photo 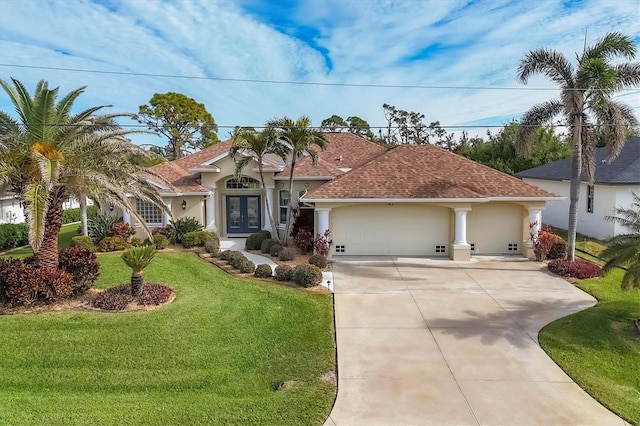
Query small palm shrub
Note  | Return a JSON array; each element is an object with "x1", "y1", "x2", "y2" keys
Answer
[
  {"x1": 148, "y1": 234, "x2": 169, "y2": 250},
  {"x1": 245, "y1": 230, "x2": 271, "y2": 250},
  {"x1": 275, "y1": 265, "x2": 293, "y2": 281},
  {"x1": 278, "y1": 247, "x2": 295, "y2": 261},
  {"x1": 88, "y1": 212, "x2": 118, "y2": 244},
  {"x1": 70, "y1": 235, "x2": 95, "y2": 251},
  {"x1": 261, "y1": 238, "x2": 279, "y2": 254},
  {"x1": 121, "y1": 245, "x2": 157, "y2": 296},
  {"x1": 97, "y1": 236, "x2": 129, "y2": 252},
  {"x1": 0, "y1": 223, "x2": 29, "y2": 250},
  {"x1": 308, "y1": 254, "x2": 327, "y2": 269},
  {"x1": 548, "y1": 258, "x2": 602, "y2": 279},
  {"x1": 169, "y1": 217, "x2": 202, "y2": 244},
  {"x1": 292, "y1": 264, "x2": 323, "y2": 288},
  {"x1": 254, "y1": 264, "x2": 273, "y2": 278},
  {"x1": 270, "y1": 243, "x2": 283, "y2": 257},
  {"x1": 58, "y1": 247, "x2": 100, "y2": 292}
]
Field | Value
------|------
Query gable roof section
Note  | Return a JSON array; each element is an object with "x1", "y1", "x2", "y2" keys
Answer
[
  {"x1": 277, "y1": 132, "x2": 386, "y2": 178},
  {"x1": 305, "y1": 144, "x2": 557, "y2": 201},
  {"x1": 516, "y1": 137, "x2": 640, "y2": 184}
]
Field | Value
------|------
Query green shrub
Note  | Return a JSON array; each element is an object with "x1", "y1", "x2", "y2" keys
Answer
[
  {"x1": 0, "y1": 223, "x2": 29, "y2": 250},
  {"x1": 548, "y1": 237, "x2": 567, "y2": 260},
  {"x1": 245, "y1": 230, "x2": 271, "y2": 250},
  {"x1": 130, "y1": 237, "x2": 145, "y2": 247},
  {"x1": 254, "y1": 264, "x2": 273, "y2": 278},
  {"x1": 260, "y1": 238, "x2": 279, "y2": 254},
  {"x1": 236, "y1": 258, "x2": 255, "y2": 274},
  {"x1": 148, "y1": 234, "x2": 169, "y2": 250},
  {"x1": 88, "y1": 212, "x2": 118, "y2": 244},
  {"x1": 274, "y1": 265, "x2": 293, "y2": 281},
  {"x1": 169, "y1": 217, "x2": 202, "y2": 244},
  {"x1": 308, "y1": 254, "x2": 328, "y2": 269},
  {"x1": 292, "y1": 264, "x2": 323, "y2": 288},
  {"x1": 229, "y1": 252, "x2": 249, "y2": 269},
  {"x1": 204, "y1": 237, "x2": 220, "y2": 255},
  {"x1": 58, "y1": 246, "x2": 100, "y2": 292},
  {"x1": 107, "y1": 222, "x2": 136, "y2": 240},
  {"x1": 97, "y1": 236, "x2": 129, "y2": 252},
  {"x1": 270, "y1": 243, "x2": 283, "y2": 257},
  {"x1": 182, "y1": 230, "x2": 218, "y2": 248},
  {"x1": 278, "y1": 247, "x2": 295, "y2": 261},
  {"x1": 62, "y1": 204, "x2": 99, "y2": 224},
  {"x1": 70, "y1": 235, "x2": 94, "y2": 250}
]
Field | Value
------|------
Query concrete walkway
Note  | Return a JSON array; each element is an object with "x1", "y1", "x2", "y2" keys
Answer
[{"x1": 326, "y1": 256, "x2": 625, "y2": 426}]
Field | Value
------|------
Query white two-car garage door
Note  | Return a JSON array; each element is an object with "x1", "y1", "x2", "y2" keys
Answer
[{"x1": 330, "y1": 205, "x2": 450, "y2": 256}]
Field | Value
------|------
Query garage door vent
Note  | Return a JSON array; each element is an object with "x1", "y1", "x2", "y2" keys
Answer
[
  {"x1": 507, "y1": 243, "x2": 518, "y2": 251},
  {"x1": 335, "y1": 245, "x2": 345, "y2": 253},
  {"x1": 435, "y1": 245, "x2": 446, "y2": 254},
  {"x1": 470, "y1": 243, "x2": 475, "y2": 251}
]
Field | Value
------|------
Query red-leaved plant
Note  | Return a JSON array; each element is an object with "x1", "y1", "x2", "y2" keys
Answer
[
  {"x1": 313, "y1": 229, "x2": 333, "y2": 256},
  {"x1": 529, "y1": 222, "x2": 557, "y2": 261}
]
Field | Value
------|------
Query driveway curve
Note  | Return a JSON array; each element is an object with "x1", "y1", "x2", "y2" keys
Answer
[{"x1": 325, "y1": 256, "x2": 624, "y2": 426}]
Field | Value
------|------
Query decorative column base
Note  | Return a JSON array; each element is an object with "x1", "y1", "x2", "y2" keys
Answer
[{"x1": 451, "y1": 243, "x2": 471, "y2": 261}]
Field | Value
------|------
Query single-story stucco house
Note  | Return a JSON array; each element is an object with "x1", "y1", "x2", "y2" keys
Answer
[
  {"x1": 516, "y1": 137, "x2": 640, "y2": 240},
  {"x1": 126, "y1": 132, "x2": 560, "y2": 261}
]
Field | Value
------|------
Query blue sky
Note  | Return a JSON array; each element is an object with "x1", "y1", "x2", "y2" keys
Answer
[{"x1": 0, "y1": 0, "x2": 638, "y2": 146}]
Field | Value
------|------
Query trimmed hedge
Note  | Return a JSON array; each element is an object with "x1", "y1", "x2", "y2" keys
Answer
[
  {"x1": 548, "y1": 258, "x2": 602, "y2": 279},
  {"x1": 270, "y1": 243, "x2": 283, "y2": 257},
  {"x1": 292, "y1": 264, "x2": 323, "y2": 288},
  {"x1": 62, "y1": 204, "x2": 99, "y2": 224},
  {"x1": 254, "y1": 264, "x2": 273, "y2": 278},
  {"x1": 0, "y1": 223, "x2": 28, "y2": 251},
  {"x1": 182, "y1": 230, "x2": 219, "y2": 249},
  {"x1": 58, "y1": 246, "x2": 100, "y2": 293},
  {"x1": 278, "y1": 247, "x2": 295, "y2": 261},
  {"x1": 97, "y1": 236, "x2": 129, "y2": 252},
  {"x1": 274, "y1": 265, "x2": 293, "y2": 282},
  {"x1": 245, "y1": 230, "x2": 271, "y2": 250},
  {"x1": 308, "y1": 254, "x2": 327, "y2": 269},
  {"x1": 148, "y1": 234, "x2": 169, "y2": 250},
  {"x1": 260, "y1": 238, "x2": 279, "y2": 254},
  {"x1": 548, "y1": 238, "x2": 567, "y2": 260},
  {"x1": 70, "y1": 235, "x2": 95, "y2": 251}
]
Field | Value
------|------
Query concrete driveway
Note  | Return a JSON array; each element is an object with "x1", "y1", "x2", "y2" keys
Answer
[{"x1": 325, "y1": 256, "x2": 625, "y2": 426}]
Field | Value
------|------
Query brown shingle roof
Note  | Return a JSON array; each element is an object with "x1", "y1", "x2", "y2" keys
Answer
[{"x1": 305, "y1": 144, "x2": 557, "y2": 200}]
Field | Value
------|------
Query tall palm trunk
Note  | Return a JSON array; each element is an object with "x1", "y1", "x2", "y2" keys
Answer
[
  {"x1": 36, "y1": 197, "x2": 64, "y2": 268},
  {"x1": 284, "y1": 156, "x2": 297, "y2": 245},
  {"x1": 259, "y1": 168, "x2": 280, "y2": 242},
  {"x1": 131, "y1": 273, "x2": 144, "y2": 297},
  {"x1": 566, "y1": 115, "x2": 583, "y2": 261},
  {"x1": 79, "y1": 196, "x2": 88, "y2": 236}
]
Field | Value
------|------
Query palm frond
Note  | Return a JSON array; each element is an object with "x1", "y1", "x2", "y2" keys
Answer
[
  {"x1": 23, "y1": 182, "x2": 49, "y2": 252},
  {"x1": 613, "y1": 62, "x2": 640, "y2": 89},
  {"x1": 582, "y1": 31, "x2": 637, "y2": 62},
  {"x1": 516, "y1": 99, "x2": 564, "y2": 156},
  {"x1": 518, "y1": 48, "x2": 574, "y2": 86}
]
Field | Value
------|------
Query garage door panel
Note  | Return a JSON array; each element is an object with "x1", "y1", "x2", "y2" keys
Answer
[
  {"x1": 467, "y1": 204, "x2": 522, "y2": 254},
  {"x1": 331, "y1": 205, "x2": 449, "y2": 256}
]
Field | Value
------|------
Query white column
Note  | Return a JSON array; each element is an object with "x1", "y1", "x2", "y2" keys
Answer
[
  {"x1": 316, "y1": 208, "x2": 331, "y2": 235},
  {"x1": 206, "y1": 190, "x2": 216, "y2": 231},
  {"x1": 162, "y1": 199, "x2": 172, "y2": 226},
  {"x1": 122, "y1": 209, "x2": 131, "y2": 225},
  {"x1": 528, "y1": 207, "x2": 543, "y2": 242},
  {"x1": 453, "y1": 208, "x2": 471, "y2": 246},
  {"x1": 264, "y1": 185, "x2": 275, "y2": 231}
]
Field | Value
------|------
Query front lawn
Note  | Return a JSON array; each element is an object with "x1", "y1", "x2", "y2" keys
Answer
[
  {"x1": 2, "y1": 222, "x2": 78, "y2": 258},
  {"x1": 539, "y1": 269, "x2": 640, "y2": 424},
  {"x1": 0, "y1": 252, "x2": 336, "y2": 425}
]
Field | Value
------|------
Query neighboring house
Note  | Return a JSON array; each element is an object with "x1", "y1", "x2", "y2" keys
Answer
[
  {"x1": 0, "y1": 194, "x2": 91, "y2": 225},
  {"x1": 516, "y1": 137, "x2": 640, "y2": 240},
  {"x1": 131, "y1": 132, "x2": 560, "y2": 261}
]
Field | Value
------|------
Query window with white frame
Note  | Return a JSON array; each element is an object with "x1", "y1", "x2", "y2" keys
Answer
[
  {"x1": 279, "y1": 190, "x2": 290, "y2": 224},
  {"x1": 136, "y1": 199, "x2": 163, "y2": 225},
  {"x1": 226, "y1": 176, "x2": 260, "y2": 189}
]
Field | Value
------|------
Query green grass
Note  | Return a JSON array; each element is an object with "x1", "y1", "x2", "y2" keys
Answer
[
  {"x1": 539, "y1": 269, "x2": 640, "y2": 424},
  {"x1": 2, "y1": 222, "x2": 78, "y2": 259},
  {"x1": 550, "y1": 226, "x2": 607, "y2": 257},
  {"x1": 0, "y1": 252, "x2": 336, "y2": 425}
]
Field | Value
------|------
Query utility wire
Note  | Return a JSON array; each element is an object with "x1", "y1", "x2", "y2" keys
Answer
[
  {"x1": 2, "y1": 63, "x2": 638, "y2": 92},
  {"x1": 5, "y1": 123, "x2": 634, "y2": 129}
]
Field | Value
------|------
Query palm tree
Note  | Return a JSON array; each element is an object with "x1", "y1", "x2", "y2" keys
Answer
[
  {"x1": 230, "y1": 126, "x2": 290, "y2": 242},
  {"x1": 267, "y1": 116, "x2": 328, "y2": 243},
  {"x1": 516, "y1": 32, "x2": 640, "y2": 260},
  {"x1": 0, "y1": 78, "x2": 169, "y2": 268},
  {"x1": 121, "y1": 245, "x2": 156, "y2": 296}
]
